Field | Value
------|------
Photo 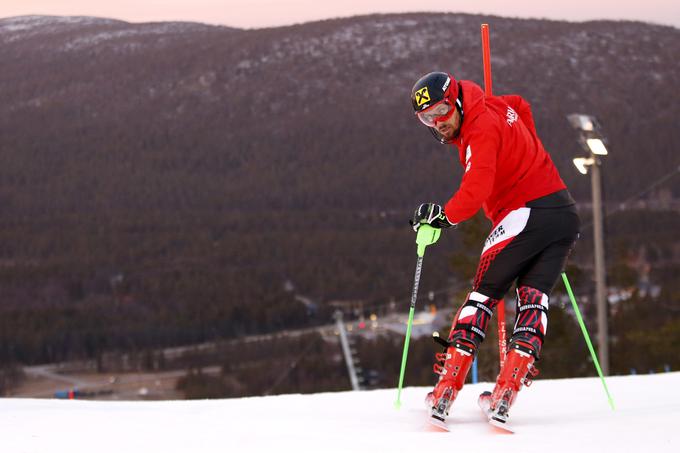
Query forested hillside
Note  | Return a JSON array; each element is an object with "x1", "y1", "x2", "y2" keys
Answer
[{"x1": 0, "y1": 14, "x2": 678, "y2": 367}]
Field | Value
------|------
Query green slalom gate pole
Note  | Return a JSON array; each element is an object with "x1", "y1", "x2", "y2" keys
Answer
[
  {"x1": 561, "y1": 272, "x2": 616, "y2": 411},
  {"x1": 395, "y1": 225, "x2": 441, "y2": 409}
]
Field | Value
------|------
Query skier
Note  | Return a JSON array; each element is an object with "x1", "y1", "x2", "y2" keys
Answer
[{"x1": 409, "y1": 71, "x2": 580, "y2": 426}]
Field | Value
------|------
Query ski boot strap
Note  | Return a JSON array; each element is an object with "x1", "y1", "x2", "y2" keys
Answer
[
  {"x1": 509, "y1": 340, "x2": 538, "y2": 359},
  {"x1": 432, "y1": 331, "x2": 475, "y2": 355},
  {"x1": 431, "y1": 331, "x2": 451, "y2": 349}
]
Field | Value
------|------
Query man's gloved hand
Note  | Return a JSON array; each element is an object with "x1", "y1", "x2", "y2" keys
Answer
[{"x1": 409, "y1": 203, "x2": 456, "y2": 232}]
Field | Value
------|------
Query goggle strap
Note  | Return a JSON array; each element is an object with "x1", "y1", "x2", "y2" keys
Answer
[{"x1": 455, "y1": 82, "x2": 464, "y2": 121}]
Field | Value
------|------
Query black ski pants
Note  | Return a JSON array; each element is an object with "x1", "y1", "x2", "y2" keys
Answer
[{"x1": 450, "y1": 204, "x2": 580, "y2": 357}]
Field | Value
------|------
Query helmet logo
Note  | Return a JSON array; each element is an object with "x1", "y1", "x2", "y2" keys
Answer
[{"x1": 414, "y1": 87, "x2": 431, "y2": 107}]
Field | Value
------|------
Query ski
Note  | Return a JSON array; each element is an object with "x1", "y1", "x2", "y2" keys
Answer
[{"x1": 478, "y1": 391, "x2": 515, "y2": 433}]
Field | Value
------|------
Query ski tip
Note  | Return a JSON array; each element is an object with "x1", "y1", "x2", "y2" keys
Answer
[
  {"x1": 488, "y1": 417, "x2": 514, "y2": 434},
  {"x1": 427, "y1": 416, "x2": 450, "y2": 432}
]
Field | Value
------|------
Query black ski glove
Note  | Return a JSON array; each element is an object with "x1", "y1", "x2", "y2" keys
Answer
[{"x1": 409, "y1": 203, "x2": 456, "y2": 232}]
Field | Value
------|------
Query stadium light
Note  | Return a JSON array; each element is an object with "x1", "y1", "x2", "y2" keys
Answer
[
  {"x1": 586, "y1": 138, "x2": 609, "y2": 156},
  {"x1": 567, "y1": 113, "x2": 595, "y2": 131},
  {"x1": 573, "y1": 157, "x2": 595, "y2": 175}
]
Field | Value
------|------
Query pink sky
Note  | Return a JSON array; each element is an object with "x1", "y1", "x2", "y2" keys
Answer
[{"x1": 1, "y1": 0, "x2": 678, "y2": 29}]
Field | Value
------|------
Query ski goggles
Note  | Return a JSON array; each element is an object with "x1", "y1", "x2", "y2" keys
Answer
[{"x1": 416, "y1": 100, "x2": 454, "y2": 127}]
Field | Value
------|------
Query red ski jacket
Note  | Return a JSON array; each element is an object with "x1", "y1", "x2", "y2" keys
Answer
[{"x1": 444, "y1": 80, "x2": 567, "y2": 226}]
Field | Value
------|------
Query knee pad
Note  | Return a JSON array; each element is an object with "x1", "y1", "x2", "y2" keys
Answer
[
  {"x1": 449, "y1": 291, "x2": 500, "y2": 350},
  {"x1": 511, "y1": 286, "x2": 549, "y2": 357}
]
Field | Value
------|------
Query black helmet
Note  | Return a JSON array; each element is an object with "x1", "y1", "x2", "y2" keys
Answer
[{"x1": 411, "y1": 71, "x2": 463, "y2": 144}]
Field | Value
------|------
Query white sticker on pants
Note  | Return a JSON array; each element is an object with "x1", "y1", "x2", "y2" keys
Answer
[{"x1": 482, "y1": 207, "x2": 531, "y2": 255}]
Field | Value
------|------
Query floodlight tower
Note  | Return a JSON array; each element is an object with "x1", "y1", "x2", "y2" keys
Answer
[{"x1": 567, "y1": 113, "x2": 610, "y2": 376}]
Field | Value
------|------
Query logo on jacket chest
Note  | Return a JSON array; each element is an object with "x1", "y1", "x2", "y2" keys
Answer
[{"x1": 506, "y1": 107, "x2": 518, "y2": 126}]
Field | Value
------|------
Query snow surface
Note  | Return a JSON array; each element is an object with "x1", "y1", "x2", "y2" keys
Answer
[{"x1": 1, "y1": 372, "x2": 679, "y2": 452}]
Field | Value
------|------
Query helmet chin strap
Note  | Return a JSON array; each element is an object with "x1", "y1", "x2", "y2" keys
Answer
[{"x1": 428, "y1": 126, "x2": 450, "y2": 144}]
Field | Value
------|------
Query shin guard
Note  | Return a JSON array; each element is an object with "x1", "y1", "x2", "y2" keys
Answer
[
  {"x1": 512, "y1": 286, "x2": 549, "y2": 357},
  {"x1": 448, "y1": 291, "x2": 501, "y2": 350}
]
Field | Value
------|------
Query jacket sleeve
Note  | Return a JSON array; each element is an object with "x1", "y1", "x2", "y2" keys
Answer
[
  {"x1": 443, "y1": 123, "x2": 500, "y2": 224},
  {"x1": 501, "y1": 94, "x2": 537, "y2": 135}
]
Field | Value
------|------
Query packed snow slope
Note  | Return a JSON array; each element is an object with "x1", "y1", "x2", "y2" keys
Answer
[{"x1": 1, "y1": 372, "x2": 678, "y2": 452}]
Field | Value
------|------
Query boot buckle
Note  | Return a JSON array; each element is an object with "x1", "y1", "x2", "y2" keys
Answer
[
  {"x1": 527, "y1": 364, "x2": 540, "y2": 377},
  {"x1": 522, "y1": 364, "x2": 539, "y2": 386},
  {"x1": 435, "y1": 352, "x2": 450, "y2": 363}
]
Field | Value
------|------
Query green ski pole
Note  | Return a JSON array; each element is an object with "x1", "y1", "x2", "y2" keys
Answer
[
  {"x1": 561, "y1": 272, "x2": 616, "y2": 410},
  {"x1": 395, "y1": 225, "x2": 441, "y2": 409}
]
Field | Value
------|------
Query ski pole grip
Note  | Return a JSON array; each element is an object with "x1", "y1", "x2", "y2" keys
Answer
[{"x1": 416, "y1": 225, "x2": 441, "y2": 257}]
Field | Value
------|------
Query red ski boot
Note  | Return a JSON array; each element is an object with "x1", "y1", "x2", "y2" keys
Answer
[
  {"x1": 479, "y1": 342, "x2": 539, "y2": 428},
  {"x1": 425, "y1": 338, "x2": 474, "y2": 427}
]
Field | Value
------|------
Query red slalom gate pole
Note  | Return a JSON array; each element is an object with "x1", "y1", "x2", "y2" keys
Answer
[
  {"x1": 481, "y1": 24, "x2": 493, "y2": 97},
  {"x1": 497, "y1": 299, "x2": 507, "y2": 370},
  {"x1": 480, "y1": 23, "x2": 507, "y2": 370}
]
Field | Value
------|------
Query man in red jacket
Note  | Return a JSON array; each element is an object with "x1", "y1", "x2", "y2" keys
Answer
[{"x1": 410, "y1": 72, "x2": 579, "y2": 426}]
